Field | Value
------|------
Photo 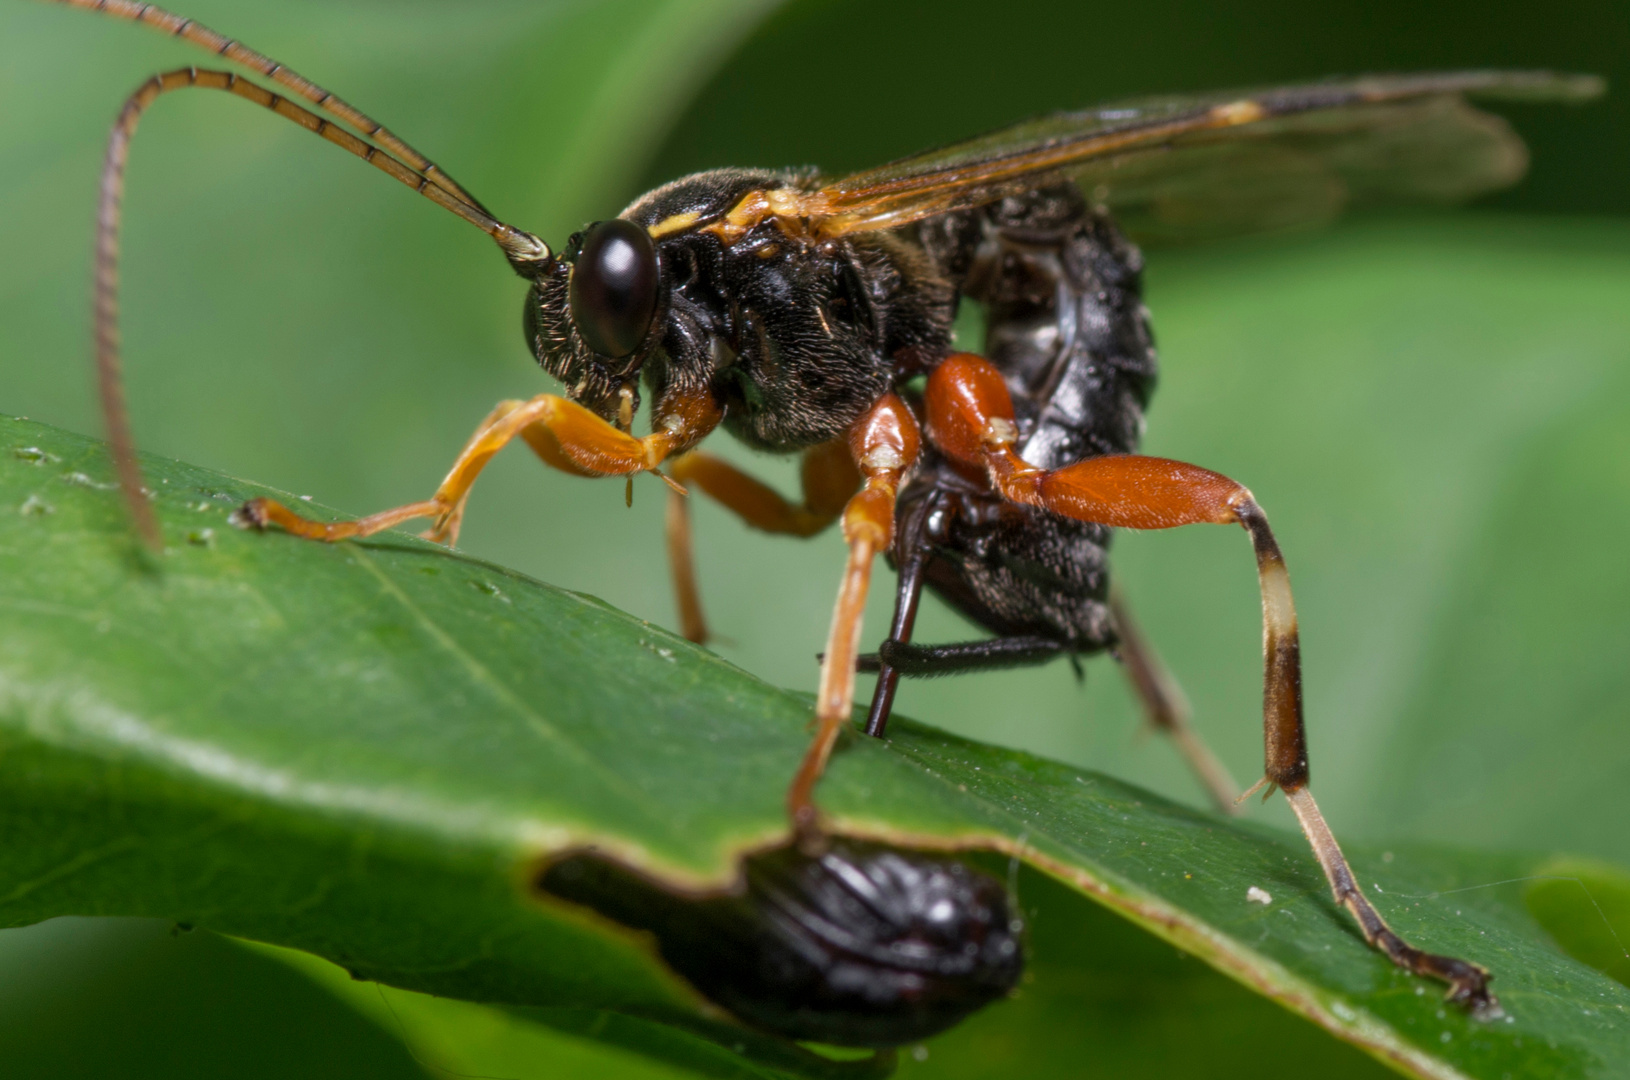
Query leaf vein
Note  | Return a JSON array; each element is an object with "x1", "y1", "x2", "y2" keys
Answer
[{"x1": 346, "y1": 545, "x2": 675, "y2": 832}]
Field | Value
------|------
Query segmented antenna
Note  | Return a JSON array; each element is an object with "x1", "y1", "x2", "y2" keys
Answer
[
  {"x1": 58, "y1": 0, "x2": 552, "y2": 547},
  {"x1": 56, "y1": 0, "x2": 492, "y2": 213}
]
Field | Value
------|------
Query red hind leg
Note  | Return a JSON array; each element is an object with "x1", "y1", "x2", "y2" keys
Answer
[{"x1": 924, "y1": 352, "x2": 1499, "y2": 1015}]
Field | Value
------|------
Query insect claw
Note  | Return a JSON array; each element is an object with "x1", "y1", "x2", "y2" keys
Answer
[
  {"x1": 654, "y1": 470, "x2": 687, "y2": 496},
  {"x1": 419, "y1": 505, "x2": 463, "y2": 547},
  {"x1": 1237, "y1": 776, "x2": 1273, "y2": 805}
]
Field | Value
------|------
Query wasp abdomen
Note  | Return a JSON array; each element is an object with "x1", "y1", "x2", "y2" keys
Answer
[{"x1": 900, "y1": 186, "x2": 1156, "y2": 648}]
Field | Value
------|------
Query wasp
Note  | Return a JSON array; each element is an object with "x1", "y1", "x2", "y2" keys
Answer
[{"x1": 64, "y1": 0, "x2": 1601, "y2": 1020}]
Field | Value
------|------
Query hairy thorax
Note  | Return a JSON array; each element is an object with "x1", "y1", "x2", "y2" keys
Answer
[{"x1": 626, "y1": 170, "x2": 956, "y2": 452}]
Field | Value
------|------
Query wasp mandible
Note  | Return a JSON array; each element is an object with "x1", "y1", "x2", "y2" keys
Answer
[{"x1": 62, "y1": 0, "x2": 1602, "y2": 1018}]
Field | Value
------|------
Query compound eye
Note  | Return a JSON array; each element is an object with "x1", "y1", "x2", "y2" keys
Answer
[{"x1": 569, "y1": 219, "x2": 659, "y2": 359}]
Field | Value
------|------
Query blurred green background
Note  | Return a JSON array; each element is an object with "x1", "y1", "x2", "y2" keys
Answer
[{"x1": 0, "y1": 0, "x2": 1626, "y2": 1075}]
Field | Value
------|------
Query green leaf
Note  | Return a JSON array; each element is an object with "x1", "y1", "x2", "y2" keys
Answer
[
  {"x1": 0, "y1": 917, "x2": 426, "y2": 1078},
  {"x1": 1, "y1": 416, "x2": 1627, "y2": 1080},
  {"x1": 251, "y1": 938, "x2": 884, "y2": 1080},
  {"x1": 256, "y1": 868, "x2": 1406, "y2": 1080},
  {"x1": 1524, "y1": 859, "x2": 1630, "y2": 990}
]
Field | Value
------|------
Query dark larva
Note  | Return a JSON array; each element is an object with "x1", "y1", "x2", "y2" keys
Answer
[{"x1": 540, "y1": 838, "x2": 1025, "y2": 1047}]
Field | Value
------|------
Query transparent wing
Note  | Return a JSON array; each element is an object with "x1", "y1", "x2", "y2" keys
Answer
[{"x1": 809, "y1": 71, "x2": 1602, "y2": 242}]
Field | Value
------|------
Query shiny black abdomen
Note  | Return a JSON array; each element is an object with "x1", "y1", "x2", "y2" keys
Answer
[{"x1": 904, "y1": 185, "x2": 1158, "y2": 649}]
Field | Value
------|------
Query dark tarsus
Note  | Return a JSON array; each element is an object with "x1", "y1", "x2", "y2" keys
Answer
[{"x1": 865, "y1": 184, "x2": 1159, "y2": 735}]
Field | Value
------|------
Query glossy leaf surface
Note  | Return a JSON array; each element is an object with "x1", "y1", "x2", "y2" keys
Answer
[{"x1": 1, "y1": 416, "x2": 1627, "y2": 1079}]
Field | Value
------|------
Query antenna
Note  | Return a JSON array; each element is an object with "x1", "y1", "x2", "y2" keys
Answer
[{"x1": 55, "y1": 0, "x2": 552, "y2": 546}]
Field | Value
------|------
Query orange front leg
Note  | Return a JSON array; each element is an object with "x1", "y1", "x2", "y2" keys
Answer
[
  {"x1": 924, "y1": 352, "x2": 1498, "y2": 1015},
  {"x1": 236, "y1": 391, "x2": 719, "y2": 546},
  {"x1": 664, "y1": 441, "x2": 862, "y2": 643},
  {"x1": 785, "y1": 395, "x2": 920, "y2": 843}
]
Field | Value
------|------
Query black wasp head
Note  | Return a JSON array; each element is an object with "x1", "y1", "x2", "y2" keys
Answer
[{"x1": 523, "y1": 218, "x2": 663, "y2": 423}]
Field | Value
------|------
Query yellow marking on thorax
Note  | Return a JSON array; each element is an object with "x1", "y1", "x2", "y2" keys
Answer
[
  {"x1": 647, "y1": 211, "x2": 700, "y2": 239},
  {"x1": 700, "y1": 187, "x2": 824, "y2": 246},
  {"x1": 1209, "y1": 99, "x2": 1268, "y2": 126}
]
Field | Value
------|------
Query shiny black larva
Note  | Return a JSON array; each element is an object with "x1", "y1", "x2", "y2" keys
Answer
[{"x1": 540, "y1": 839, "x2": 1025, "y2": 1047}]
